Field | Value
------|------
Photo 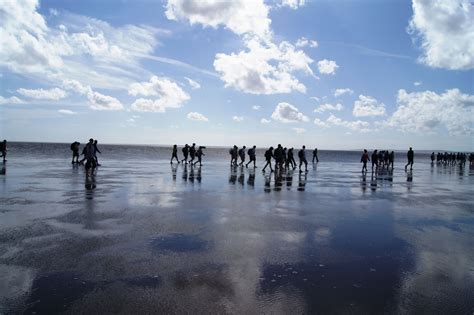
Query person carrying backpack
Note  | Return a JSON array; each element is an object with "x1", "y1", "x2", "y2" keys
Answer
[
  {"x1": 70, "y1": 141, "x2": 80, "y2": 164},
  {"x1": 298, "y1": 145, "x2": 308, "y2": 173}
]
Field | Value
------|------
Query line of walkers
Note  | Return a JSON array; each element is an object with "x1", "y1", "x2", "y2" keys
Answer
[
  {"x1": 360, "y1": 147, "x2": 415, "y2": 173},
  {"x1": 70, "y1": 139, "x2": 101, "y2": 175},
  {"x1": 431, "y1": 151, "x2": 471, "y2": 166},
  {"x1": 171, "y1": 143, "x2": 206, "y2": 167}
]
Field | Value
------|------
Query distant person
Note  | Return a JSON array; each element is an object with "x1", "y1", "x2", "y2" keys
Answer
[
  {"x1": 246, "y1": 145, "x2": 257, "y2": 168},
  {"x1": 84, "y1": 139, "x2": 97, "y2": 175},
  {"x1": 70, "y1": 141, "x2": 80, "y2": 164},
  {"x1": 229, "y1": 145, "x2": 238, "y2": 166},
  {"x1": 371, "y1": 149, "x2": 378, "y2": 172},
  {"x1": 405, "y1": 147, "x2": 414, "y2": 171},
  {"x1": 193, "y1": 146, "x2": 205, "y2": 167},
  {"x1": 181, "y1": 144, "x2": 189, "y2": 163},
  {"x1": 430, "y1": 152, "x2": 435, "y2": 164},
  {"x1": 298, "y1": 145, "x2": 308, "y2": 173},
  {"x1": 389, "y1": 151, "x2": 394, "y2": 170},
  {"x1": 0, "y1": 140, "x2": 7, "y2": 163},
  {"x1": 93, "y1": 140, "x2": 101, "y2": 166},
  {"x1": 238, "y1": 146, "x2": 246, "y2": 166},
  {"x1": 360, "y1": 149, "x2": 370, "y2": 173},
  {"x1": 170, "y1": 144, "x2": 180, "y2": 164},
  {"x1": 274, "y1": 144, "x2": 283, "y2": 170},
  {"x1": 312, "y1": 148, "x2": 319, "y2": 163},
  {"x1": 189, "y1": 143, "x2": 197, "y2": 164},
  {"x1": 262, "y1": 146, "x2": 274, "y2": 172},
  {"x1": 287, "y1": 148, "x2": 296, "y2": 169}
]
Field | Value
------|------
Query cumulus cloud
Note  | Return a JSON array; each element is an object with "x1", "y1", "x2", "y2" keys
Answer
[
  {"x1": 334, "y1": 88, "x2": 353, "y2": 97},
  {"x1": 408, "y1": 0, "x2": 474, "y2": 70},
  {"x1": 385, "y1": 89, "x2": 474, "y2": 135},
  {"x1": 353, "y1": 95, "x2": 386, "y2": 117},
  {"x1": 313, "y1": 118, "x2": 327, "y2": 127},
  {"x1": 295, "y1": 37, "x2": 318, "y2": 48},
  {"x1": 214, "y1": 37, "x2": 313, "y2": 94},
  {"x1": 279, "y1": 0, "x2": 305, "y2": 9},
  {"x1": 187, "y1": 111, "x2": 209, "y2": 121},
  {"x1": 232, "y1": 116, "x2": 244, "y2": 122},
  {"x1": 185, "y1": 77, "x2": 201, "y2": 89},
  {"x1": 414, "y1": 81, "x2": 422, "y2": 86},
  {"x1": 326, "y1": 114, "x2": 370, "y2": 132},
  {"x1": 88, "y1": 91, "x2": 123, "y2": 110},
  {"x1": 129, "y1": 76, "x2": 190, "y2": 112},
  {"x1": 260, "y1": 118, "x2": 271, "y2": 124},
  {"x1": 0, "y1": 95, "x2": 24, "y2": 105},
  {"x1": 58, "y1": 109, "x2": 76, "y2": 115},
  {"x1": 17, "y1": 87, "x2": 67, "y2": 100},
  {"x1": 317, "y1": 59, "x2": 338, "y2": 75},
  {"x1": 292, "y1": 127, "x2": 306, "y2": 134},
  {"x1": 252, "y1": 105, "x2": 261, "y2": 110},
  {"x1": 314, "y1": 103, "x2": 343, "y2": 113},
  {"x1": 165, "y1": 0, "x2": 271, "y2": 39},
  {"x1": 271, "y1": 102, "x2": 309, "y2": 123}
]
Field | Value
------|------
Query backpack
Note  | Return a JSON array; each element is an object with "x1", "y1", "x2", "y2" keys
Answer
[
  {"x1": 229, "y1": 148, "x2": 233, "y2": 155},
  {"x1": 70, "y1": 142, "x2": 75, "y2": 151},
  {"x1": 298, "y1": 150, "x2": 304, "y2": 159}
]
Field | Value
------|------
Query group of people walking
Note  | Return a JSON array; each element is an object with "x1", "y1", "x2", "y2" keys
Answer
[
  {"x1": 70, "y1": 139, "x2": 101, "y2": 175},
  {"x1": 360, "y1": 147, "x2": 415, "y2": 173},
  {"x1": 171, "y1": 143, "x2": 206, "y2": 167},
  {"x1": 431, "y1": 151, "x2": 472, "y2": 166}
]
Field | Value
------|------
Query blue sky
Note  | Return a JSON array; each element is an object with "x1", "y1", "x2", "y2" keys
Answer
[{"x1": 1, "y1": 0, "x2": 473, "y2": 150}]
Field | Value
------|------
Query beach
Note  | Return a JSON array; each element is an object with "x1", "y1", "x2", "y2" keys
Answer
[{"x1": 1, "y1": 143, "x2": 473, "y2": 313}]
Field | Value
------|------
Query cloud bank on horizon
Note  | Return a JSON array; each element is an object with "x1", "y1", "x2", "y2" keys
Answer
[{"x1": 0, "y1": 0, "x2": 472, "y2": 150}]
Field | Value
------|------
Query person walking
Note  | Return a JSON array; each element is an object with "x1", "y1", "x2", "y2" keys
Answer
[
  {"x1": 1, "y1": 140, "x2": 7, "y2": 163},
  {"x1": 170, "y1": 144, "x2": 180, "y2": 164},
  {"x1": 298, "y1": 145, "x2": 308, "y2": 173},
  {"x1": 238, "y1": 146, "x2": 246, "y2": 166},
  {"x1": 287, "y1": 148, "x2": 296, "y2": 169},
  {"x1": 312, "y1": 148, "x2": 319, "y2": 163},
  {"x1": 371, "y1": 149, "x2": 378, "y2": 173},
  {"x1": 181, "y1": 144, "x2": 189, "y2": 163},
  {"x1": 405, "y1": 147, "x2": 414, "y2": 171},
  {"x1": 70, "y1": 141, "x2": 80, "y2": 164},
  {"x1": 262, "y1": 147, "x2": 274, "y2": 172},
  {"x1": 189, "y1": 143, "x2": 197, "y2": 164},
  {"x1": 246, "y1": 146, "x2": 257, "y2": 168},
  {"x1": 360, "y1": 149, "x2": 370, "y2": 173},
  {"x1": 93, "y1": 140, "x2": 101, "y2": 166},
  {"x1": 193, "y1": 146, "x2": 205, "y2": 167}
]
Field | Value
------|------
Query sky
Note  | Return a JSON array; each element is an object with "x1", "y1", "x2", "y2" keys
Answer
[{"x1": 0, "y1": 0, "x2": 473, "y2": 151}]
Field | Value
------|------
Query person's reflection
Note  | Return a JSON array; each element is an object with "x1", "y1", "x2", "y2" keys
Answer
[
  {"x1": 182, "y1": 163, "x2": 188, "y2": 182},
  {"x1": 247, "y1": 171, "x2": 255, "y2": 187},
  {"x1": 196, "y1": 166, "x2": 202, "y2": 183},
  {"x1": 0, "y1": 163, "x2": 5, "y2": 176},
  {"x1": 85, "y1": 171, "x2": 96, "y2": 196},
  {"x1": 189, "y1": 166, "x2": 195, "y2": 183},
  {"x1": 286, "y1": 170, "x2": 294, "y2": 190},
  {"x1": 360, "y1": 172, "x2": 367, "y2": 192},
  {"x1": 274, "y1": 169, "x2": 283, "y2": 191},
  {"x1": 406, "y1": 170, "x2": 413, "y2": 190},
  {"x1": 229, "y1": 166, "x2": 237, "y2": 184},
  {"x1": 370, "y1": 173, "x2": 377, "y2": 192},
  {"x1": 238, "y1": 168, "x2": 245, "y2": 186},
  {"x1": 171, "y1": 164, "x2": 178, "y2": 181},
  {"x1": 297, "y1": 172, "x2": 307, "y2": 191},
  {"x1": 264, "y1": 174, "x2": 271, "y2": 193}
]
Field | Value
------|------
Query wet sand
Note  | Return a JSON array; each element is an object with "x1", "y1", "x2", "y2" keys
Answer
[{"x1": 1, "y1": 156, "x2": 473, "y2": 313}]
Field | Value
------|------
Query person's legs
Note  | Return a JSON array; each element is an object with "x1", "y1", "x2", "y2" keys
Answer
[{"x1": 304, "y1": 159, "x2": 308, "y2": 171}]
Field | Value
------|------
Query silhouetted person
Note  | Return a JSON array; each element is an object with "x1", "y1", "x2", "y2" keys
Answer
[
  {"x1": 360, "y1": 149, "x2": 370, "y2": 173},
  {"x1": 189, "y1": 143, "x2": 196, "y2": 164},
  {"x1": 84, "y1": 139, "x2": 97, "y2": 176},
  {"x1": 193, "y1": 146, "x2": 205, "y2": 166},
  {"x1": 93, "y1": 140, "x2": 101, "y2": 166},
  {"x1": 312, "y1": 148, "x2": 319, "y2": 163},
  {"x1": 298, "y1": 145, "x2": 308, "y2": 173},
  {"x1": 430, "y1": 152, "x2": 435, "y2": 164},
  {"x1": 282, "y1": 147, "x2": 288, "y2": 169},
  {"x1": 405, "y1": 147, "x2": 414, "y2": 171},
  {"x1": 262, "y1": 147, "x2": 274, "y2": 172},
  {"x1": 238, "y1": 146, "x2": 246, "y2": 166},
  {"x1": 181, "y1": 144, "x2": 189, "y2": 163},
  {"x1": 229, "y1": 145, "x2": 238, "y2": 166},
  {"x1": 371, "y1": 149, "x2": 378, "y2": 172},
  {"x1": 388, "y1": 151, "x2": 394, "y2": 170},
  {"x1": 287, "y1": 148, "x2": 296, "y2": 169},
  {"x1": 274, "y1": 144, "x2": 283, "y2": 170},
  {"x1": 70, "y1": 141, "x2": 80, "y2": 164},
  {"x1": 170, "y1": 144, "x2": 180, "y2": 164},
  {"x1": 1, "y1": 140, "x2": 7, "y2": 163},
  {"x1": 246, "y1": 145, "x2": 257, "y2": 168}
]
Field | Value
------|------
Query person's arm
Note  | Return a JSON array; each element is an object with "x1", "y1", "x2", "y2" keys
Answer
[{"x1": 96, "y1": 147, "x2": 101, "y2": 154}]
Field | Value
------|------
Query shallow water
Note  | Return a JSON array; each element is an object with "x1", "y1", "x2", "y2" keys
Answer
[{"x1": 0, "y1": 143, "x2": 473, "y2": 313}]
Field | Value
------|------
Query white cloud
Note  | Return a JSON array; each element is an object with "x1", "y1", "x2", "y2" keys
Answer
[
  {"x1": 414, "y1": 81, "x2": 422, "y2": 86},
  {"x1": 310, "y1": 96, "x2": 320, "y2": 101},
  {"x1": 326, "y1": 114, "x2": 370, "y2": 132},
  {"x1": 88, "y1": 91, "x2": 123, "y2": 110},
  {"x1": 0, "y1": 95, "x2": 24, "y2": 105},
  {"x1": 295, "y1": 37, "x2": 318, "y2": 48},
  {"x1": 185, "y1": 77, "x2": 201, "y2": 89},
  {"x1": 58, "y1": 109, "x2": 76, "y2": 115},
  {"x1": 385, "y1": 89, "x2": 474, "y2": 135},
  {"x1": 214, "y1": 37, "x2": 313, "y2": 94},
  {"x1": 317, "y1": 59, "x2": 338, "y2": 75},
  {"x1": 165, "y1": 0, "x2": 271, "y2": 39},
  {"x1": 408, "y1": 0, "x2": 474, "y2": 70},
  {"x1": 129, "y1": 76, "x2": 190, "y2": 112},
  {"x1": 292, "y1": 127, "x2": 306, "y2": 134},
  {"x1": 314, "y1": 103, "x2": 343, "y2": 113},
  {"x1": 252, "y1": 105, "x2": 261, "y2": 110},
  {"x1": 271, "y1": 102, "x2": 309, "y2": 123},
  {"x1": 62, "y1": 79, "x2": 92, "y2": 95},
  {"x1": 260, "y1": 118, "x2": 271, "y2": 124},
  {"x1": 17, "y1": 87, "x2": 67, "y2": 100},
  {"x1": 232, "y1": 116, "x2": 244, "y2": 122},
  {"x1": 334, "y1": 88, "x2": 353, "y2": 97},
  {"x1": 313, "y1": 118, "x2": 327, "y2": 127},
  {"x1": 279, "y1": 0, "x2": 305, "y2": 9},
  {"x1": 353, "y1": 95, "x2": 386, "y2": 117},
  {"x1": 187, "y1": 111, "x2": 209, "y2": 121}
]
